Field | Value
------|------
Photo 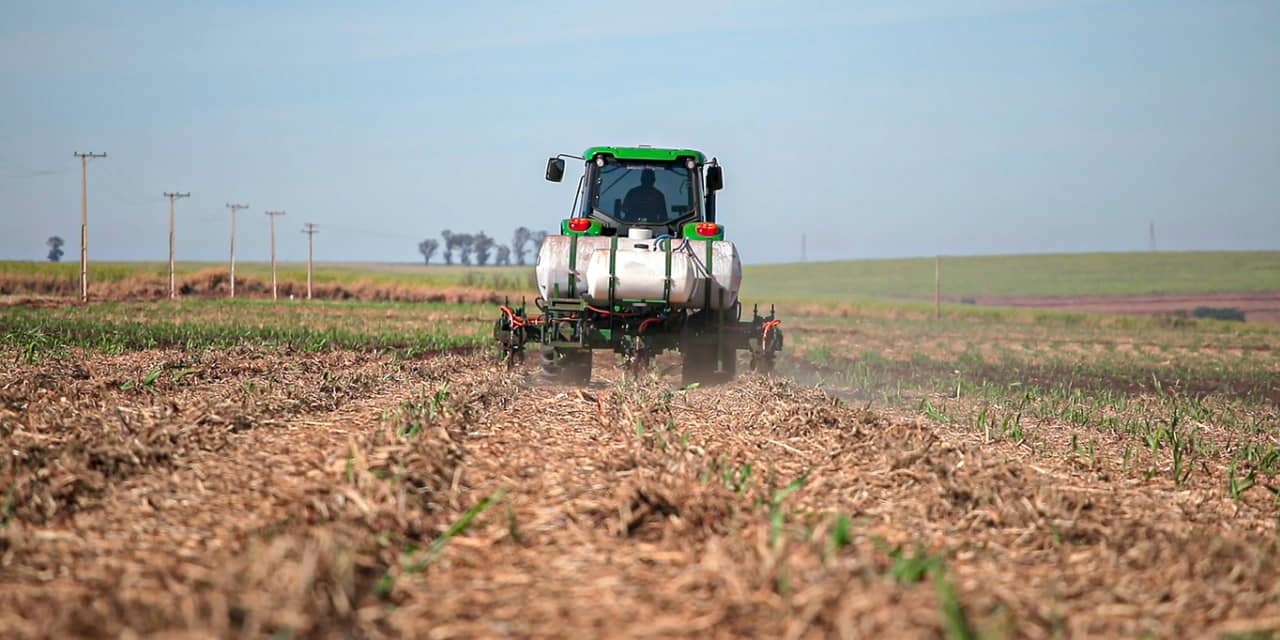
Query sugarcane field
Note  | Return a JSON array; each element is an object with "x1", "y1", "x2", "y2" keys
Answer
[
  {"x1": 3, "y1": 258, "x2": 1279, "y2": 638},
  {"x1": 4, "y1": 3, "x2": 1280, "y2": 638}
]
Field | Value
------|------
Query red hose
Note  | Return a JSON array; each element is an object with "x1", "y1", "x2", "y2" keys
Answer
[
  {"x1": 499, "y1": 305, "x2": 524, "y2": 328},
  {"x1": 761, "y1": 319, "x2": 782, "y2": 350}
]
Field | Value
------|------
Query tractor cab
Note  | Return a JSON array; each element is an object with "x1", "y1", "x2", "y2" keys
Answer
[{"x1": 545, "y1": 146, "x2": 724, "y2": 241}]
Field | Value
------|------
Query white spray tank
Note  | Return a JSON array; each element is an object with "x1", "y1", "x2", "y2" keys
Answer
[{"x1": 534, "y1": 228, "x2": 741, "y2": 309}]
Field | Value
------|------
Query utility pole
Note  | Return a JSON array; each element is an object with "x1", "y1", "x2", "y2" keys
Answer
[
  {"x1": 163, "y1": 192, "x2": 191, "y2": 300},
  {"x1": 74, "y1": 152, "x2": 107, "y2": 303},
  {"x1": 934, "y1": 255, "x2": 941, "y2": 321},
  {"x1": 302, "y1": 223, "x2": 318, "y2": 300},
  {"x1": 265, "y1": 210, "x2": 286, "y2": 300},
  {"x1": 1149, "y1": 220, "x2": 1157, "y2": 252},
  {"x1": 801, "y1": 233, "x2": 807, "y2": 262},
  {"x1": 225, "y1": 203, "x2": 249, "y2": 298}
]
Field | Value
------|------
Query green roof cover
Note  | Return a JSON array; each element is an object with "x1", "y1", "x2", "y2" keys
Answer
[{"x1": 583, "y1": 146, "x2": 707, "y2": 163}]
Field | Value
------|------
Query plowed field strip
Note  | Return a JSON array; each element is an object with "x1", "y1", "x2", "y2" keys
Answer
[
  {"x1": 0, "y1": 351, "x2": 440, "y2": 636},
  {"x1": 381, "y1": 356, "x2": 1280, "y2": 638},
  {"x1": 4, "y1": 351, "x2": 1280, "y2": 638}
]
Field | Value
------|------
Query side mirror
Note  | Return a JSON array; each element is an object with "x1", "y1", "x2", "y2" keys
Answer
[
  {"x1": 705, "y1": 164, "x2": 723, "y2": 191},
  {"x1": 545, "y1": 157, "x2": 565, "y2": 182}
]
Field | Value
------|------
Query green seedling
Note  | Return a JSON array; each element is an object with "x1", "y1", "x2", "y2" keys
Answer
[
  {"x1": 1229, "y1": 463, "x2": 1257, "y2": 501},
  {"x1": 1167, "y1": 412, "x2": 1194, "y2": 487},
  {"x1": 933, "y1": 561, "x2": 976, "y2": 640},
  {"x1": 721, "y1": 462, "x2": 753, "y2": 495},
  {"x1": 404, "y1": 490, "x2": 503, "y2": 573},
  {"x1": 920, "y1": 399, "x2": 947, "y2": 423},
  {"x1": 825, "y1": 513, "x2": 854, "y2": 560},
  {"x1": 768, "y1": 474, "x2": 808, "y2": 547},
  {"x1": 120, "y1": 366, "x2": 164, "y2": 391},
  {"x1": 399, "y1": 421, "x2": 423, "y2": 438},
  {"x1": 374, "y1": 572, "x2": 396, "y2": 599},
  {"x1": 1005, "y1": 412, "x2": 1024, "y2": 443},
  {"x1": 886, "y1": 544, "x2": 939, "y2": 584}
]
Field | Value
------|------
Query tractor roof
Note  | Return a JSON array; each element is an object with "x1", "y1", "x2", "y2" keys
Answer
[{"x1": 583, "y1": 146, "x2": 707, "y2": 164}]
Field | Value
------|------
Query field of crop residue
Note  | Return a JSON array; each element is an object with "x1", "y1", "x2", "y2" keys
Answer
[{"x1": 3, "y1": 299, "x2": 1279, "y2": 638}]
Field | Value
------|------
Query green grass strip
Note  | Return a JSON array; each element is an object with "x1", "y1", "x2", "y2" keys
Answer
[{"x1": 0, "y1": 313, "x2": 484, "y2": 359}]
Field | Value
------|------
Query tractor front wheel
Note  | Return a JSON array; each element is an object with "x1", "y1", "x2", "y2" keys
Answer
[{"x1": 540, "y1": 346, "x2": 593, "y2": 385}]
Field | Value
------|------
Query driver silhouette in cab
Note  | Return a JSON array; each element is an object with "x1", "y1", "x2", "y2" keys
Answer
[{"x1": 622, "y1": 168, "x2": 668, "y2": 223}]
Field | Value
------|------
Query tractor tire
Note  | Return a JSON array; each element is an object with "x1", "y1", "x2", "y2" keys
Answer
[
  {"x1": 681, "y1": 342, "x2": 736, "y2": 387},
  {"x1": 720, "y1": 345, "x2": 738, "y2": 380},
  {"x1": 539, "y1": 346, "x2": 592, "y2": 385}
]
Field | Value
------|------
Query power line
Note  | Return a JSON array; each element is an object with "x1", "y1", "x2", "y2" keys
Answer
[
  {"x1": 96, "y1": 185, "x2": 159, "y2": 208},
  {"x1": 74, "y1": 151, "x2": 107, "y2": 303},
  {"x1": 94, "y1": 161, "x2": 161, "y2": 207},
  {"x1": 0, "y1": 155, "x2": 74, "y2": 179},
  {"x1": 163, "y1": 192, "x2": 191, "y2": 300},
  {"x1": 0, "y1": 166, "x2": 72, "y2": 180}
]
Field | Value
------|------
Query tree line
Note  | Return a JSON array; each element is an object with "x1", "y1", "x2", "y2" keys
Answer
[
  {"x1": 417, "y1": 227, "x2": 548, "y2": 266},
  {"x1": 45, "y1": 231, "x2": 551, "y2": 266}
]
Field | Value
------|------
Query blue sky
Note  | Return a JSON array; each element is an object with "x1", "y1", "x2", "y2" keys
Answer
[{"x1": 1, "y1": 0, "x2": 1277, "y2": 264}]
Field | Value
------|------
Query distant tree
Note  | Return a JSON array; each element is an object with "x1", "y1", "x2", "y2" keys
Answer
[
  {"x1": 531, "y1": 230, "x2": 549, "y2": 247},
  {"x1": 417, "y1": 238, "x2": 439, "y2": 265},
  {"x1": 473, "y1": 232, "x2": 495, "y2": 266},
  {"x1": 46, "y1": 236, "x2": 64, "y2": 262},
  {"x1": 455, "y1": 233, "x2": 475, "y2": 265},
  {"x1": 440, "y1": 230, "x2": 455, "y2": 265},
  {"x1": 511, "y1": 227, "x2": 532, "y2": 265},
  {"x1": 495, "y1": 245, "x2": 511, "y2": 266}
]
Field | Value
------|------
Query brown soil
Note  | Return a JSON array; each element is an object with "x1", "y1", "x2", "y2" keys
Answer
[
  {"x1": 960, "y1": 291, "x2": 1280, "y2": 323},
  {"x1": 0, "y1": 268, "x2": 512, "y2": 304},
  {"x1": 2, "y1": 350, "x2": 1278, "y2": 638}
]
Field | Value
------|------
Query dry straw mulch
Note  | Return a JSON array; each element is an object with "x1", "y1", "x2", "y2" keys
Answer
[{"x1": 1, "y1": 350, "x2": 1277, "y2": 638}]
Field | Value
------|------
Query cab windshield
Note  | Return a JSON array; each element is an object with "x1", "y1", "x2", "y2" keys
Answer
[{"x1": 586, "y1": 159, "x2": 698, "y2": 225}]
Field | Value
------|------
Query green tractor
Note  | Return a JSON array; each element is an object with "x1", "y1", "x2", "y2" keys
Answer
[{"x1": 494, "y1": 146, "x2": 782, "y2": 385}]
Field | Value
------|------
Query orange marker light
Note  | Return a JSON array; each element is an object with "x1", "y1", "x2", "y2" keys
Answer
[
  {"x1": 695, "y1": 223, "x2": 720, "y2": 237},
  {"x1": 567, "y1": 218, "x2": 592, "y2": 232}
]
